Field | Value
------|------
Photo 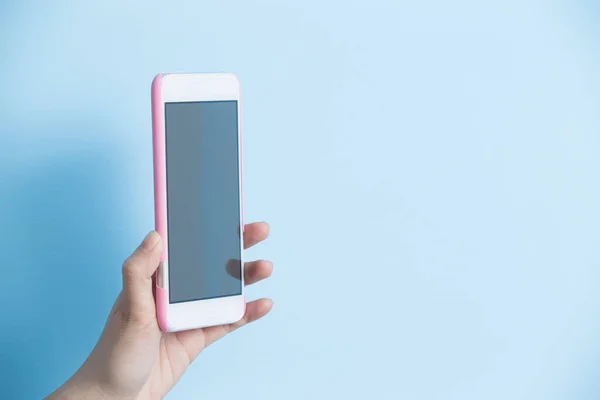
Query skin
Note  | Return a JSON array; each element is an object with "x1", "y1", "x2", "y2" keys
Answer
[{"x1": 46, "y1": 222, "x2": 273, "y2": 400}]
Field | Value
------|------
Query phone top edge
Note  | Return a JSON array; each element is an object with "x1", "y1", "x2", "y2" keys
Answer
[
  {"x1": 159, "y1": 73, "x2": 240, "y2": 103},
  {"x1": 158, "y1": 72, "x2": 239, "y2": 81}
]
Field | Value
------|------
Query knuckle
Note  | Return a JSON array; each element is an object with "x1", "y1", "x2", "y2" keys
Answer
[{"x1": 122, "y1": 257, "x2": 141, "y2": 279}]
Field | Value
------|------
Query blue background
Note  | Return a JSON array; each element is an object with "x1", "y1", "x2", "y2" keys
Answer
[{"x1": 1, "y1": 1, "x2": 600, "y2": 399}]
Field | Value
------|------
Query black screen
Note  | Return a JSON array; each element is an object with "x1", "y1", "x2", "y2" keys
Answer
[{"x1": 165, "y1": 101, "x2": 242, "y2": 303}]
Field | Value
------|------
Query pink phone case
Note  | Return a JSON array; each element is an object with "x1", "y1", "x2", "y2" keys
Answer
[
  {"x1": 151, "y1": 73, "x2": 245, "y2": 332},
  {"x1": 151, "y1": 73, "x2": 169, "y2": 331}
]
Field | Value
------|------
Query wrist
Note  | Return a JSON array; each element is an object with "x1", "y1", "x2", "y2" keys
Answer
[
  {"x1": 45, "y1": 376, "x2": 107, "y2": 400},
  {"x1": 46, "y1": 373, "x2": 142, "y2": 400}
]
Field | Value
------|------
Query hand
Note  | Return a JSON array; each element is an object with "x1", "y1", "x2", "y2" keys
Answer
[{"x1": 47, "y1": 222, "x2": 273, "y2": 400}]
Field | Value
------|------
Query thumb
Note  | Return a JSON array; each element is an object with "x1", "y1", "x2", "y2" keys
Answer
[{"x1": 121, "y1": 231, "x2": 162, "y2": 317}]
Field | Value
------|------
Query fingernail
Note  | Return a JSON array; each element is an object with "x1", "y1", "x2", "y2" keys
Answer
[{"x1": 141, "y1": 231, "x2": 160, "y2": 251}]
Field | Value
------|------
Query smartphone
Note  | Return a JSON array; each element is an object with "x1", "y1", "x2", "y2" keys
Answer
[{"x1": 151, "y1": 72, "x2": 245, "y2": 332}]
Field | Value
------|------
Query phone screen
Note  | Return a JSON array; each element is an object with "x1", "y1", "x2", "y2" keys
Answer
[{"x1": 164, "y1": 100, "x2": 242, "y2": 304}]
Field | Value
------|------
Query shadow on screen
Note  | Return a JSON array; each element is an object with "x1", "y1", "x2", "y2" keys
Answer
[{"x1": 0, "y1": 133, "x2": 128, "y2": 398}]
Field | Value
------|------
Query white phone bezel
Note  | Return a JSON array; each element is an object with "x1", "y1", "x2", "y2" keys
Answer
[{"x1": 159, "y1": 73, "x2": 244, "y2": 332}]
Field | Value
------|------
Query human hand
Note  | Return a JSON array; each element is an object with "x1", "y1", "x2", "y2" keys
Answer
[{"x1": 47, "y1": 222, "x2": 273, "y2": 400}]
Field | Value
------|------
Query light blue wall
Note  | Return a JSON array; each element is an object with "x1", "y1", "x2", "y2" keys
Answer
[{"x1": 1, "y1": 1, "x2": 600, "y2": 399}]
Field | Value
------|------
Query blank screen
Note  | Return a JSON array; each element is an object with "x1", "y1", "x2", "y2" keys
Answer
[{"x1": 165, "y1": 100, "x2": 242, "y2": 304}]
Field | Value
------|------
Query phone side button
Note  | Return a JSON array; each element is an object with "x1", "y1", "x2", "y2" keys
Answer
[{"x1": 156, "y1": 262, "x2": 164, "y2": 288}]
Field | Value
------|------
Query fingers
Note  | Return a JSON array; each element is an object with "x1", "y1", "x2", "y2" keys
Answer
[
  {"x1": 225, "y1": 259, "x2": 273, "y2": 285},
  {"x1": 177, "y1": 298, "x2": 273, "y2": 358},
  {"x1": 243, "y1": 222, "x2": 270, "y2": 249},
  {"x1": 170, "y1": 221, "x2": 272, "y2": 361},
  {"x1": 243, "y1": 260, "x2": 273, "y2": 285},
  {"x1": 121, "y1": 231, "x2": 162, "y2": 317}
]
